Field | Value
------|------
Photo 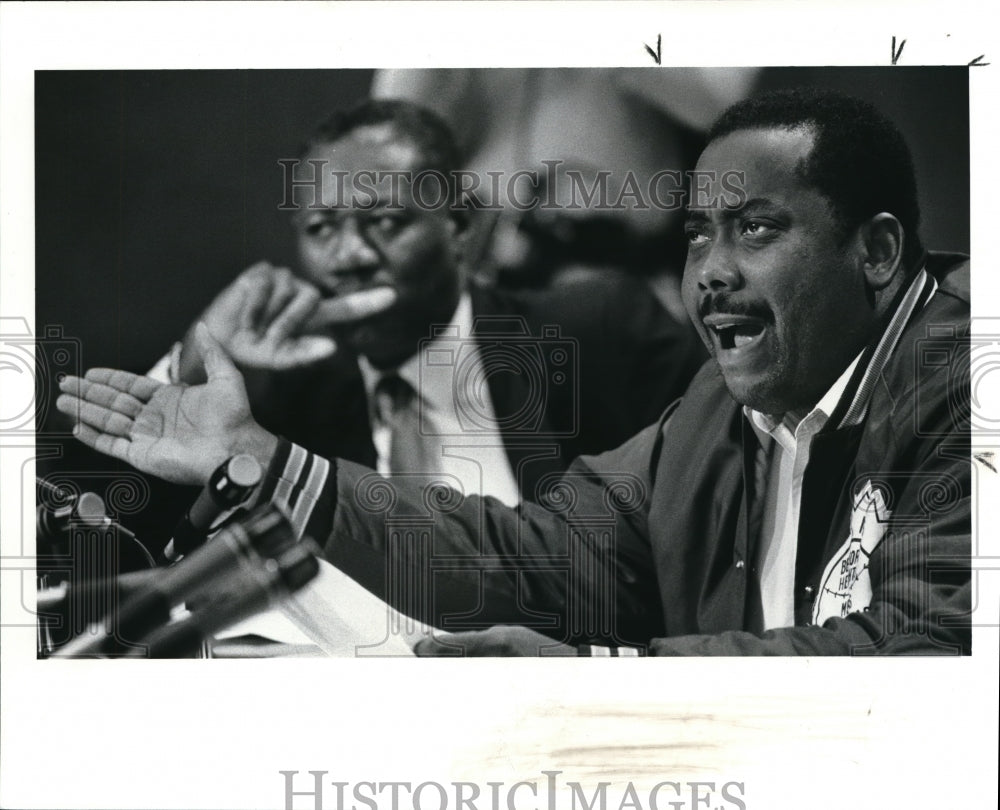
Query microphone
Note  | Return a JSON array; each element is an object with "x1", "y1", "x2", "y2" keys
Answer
[
  {"x1": 161, "y1": 454, "x2": 263, "y2": 563},
  {"x1": 37, "y1": 569, "x2": 161, "y2": 651},
  {"x1": 38, "y1": 570, "x2": 161, "y2": 613},
  {"x1": 36, "y1": 478, "x2": 156, "y2": 570},
  {"x1": 37, "y1": 489, "x2": 108, "y2": 548},
  {"x1": 127, "y1": 541, "x2": 321, "y2": 658},
  {"x1": 36, "y1": 480, "x2": 155, "y2": 654},
  {"x1": 51, "y1": 504, "x2": 295, "y2": 658}
]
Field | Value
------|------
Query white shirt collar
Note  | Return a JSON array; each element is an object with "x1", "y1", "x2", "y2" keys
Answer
[{"x1": 745, "y1": 352, "x2": 863, "y2": 448}]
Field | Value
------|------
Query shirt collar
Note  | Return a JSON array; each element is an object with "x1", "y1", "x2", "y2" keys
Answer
[
  {"x1": 746, "y1": 352, "x2": 863, "y2": 446},
  {"x1": 358, "y1": 291, "x2": 472, "y2": 412}
]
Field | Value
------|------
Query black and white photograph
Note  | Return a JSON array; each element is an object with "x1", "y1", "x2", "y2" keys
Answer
[{"x1": 1, "y1": 3, "x2": 997, "y2": 810}]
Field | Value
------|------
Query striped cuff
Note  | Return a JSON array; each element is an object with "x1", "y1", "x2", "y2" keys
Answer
[
  {"x1": 577, "y1": 645, "x2": 647, "y2": 657},
  {"x1": 256, "y1": 439, "x2": 337, "y2": 543}
]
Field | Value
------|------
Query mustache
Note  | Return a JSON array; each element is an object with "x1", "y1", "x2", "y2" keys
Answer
[{"x1": 697, "y1": 294, "x2": 772, "y2": 322}]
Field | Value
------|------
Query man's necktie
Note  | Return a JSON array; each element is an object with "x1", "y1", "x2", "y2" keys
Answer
[{"x1": 374, "y1": 373, "x2": 439, "y2": 476}]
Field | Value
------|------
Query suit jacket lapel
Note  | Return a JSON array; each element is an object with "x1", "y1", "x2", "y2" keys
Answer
[
  {"x1": 469, "y1": 285, "x2": 565, "y2": 500},
  {"x1": 270, "y1": 354, "x2": 377, "y2": 468}
]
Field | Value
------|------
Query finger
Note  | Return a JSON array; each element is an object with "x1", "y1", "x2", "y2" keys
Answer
[
  {"x1": 204, "y1": 265, "x2": 270, "y2": 330},
  {"x1": 61, "y1": 377, "x2": 146, "y2": 418},
  {"x1": 57, "y1": 374, "x2": 86, "y2": 397},
  {"x1": 78, "y1": 369, "x2": 161, "y2": 401},
  {"x1": 237, "y1": 264, "x2": 276, "y2": 333},
  {"x1": 265, "y1": 283, "x2": 320, "y2": 344},
  {"x1": 416, "y1": 630, "x2": 507, "y2": 657},
  {"x1": 277, "y1": 335, "x2": 337, "y2": 368},
  {"x1": 304, "y1": 286, "x2": 398, "y2": 330},
  {"x1": 240, "y1": 260, "x2": 276, "y2": 280},
  {"x1": 442, "y1": 630, "x2": 504, "y2": 656},
  {"x1": 58, "y1": 394, "x2": 134, "y2": 438},
  {"x1": 55, "y1": 390, "x2": 82, "y2": 421},
  {"x1": 195, "y1": 321, "x2": 241, "y2": 382},
  {"x1": 259, "y1": 267, "x2": 297, "y2": 333},
  {"x1": 271, "y1": 336, "x2": 337, "y2": 368},
  {"x1": 71, "y1": 422, "x2": 133, "y2": 464},
  {"x1": 412, "y1": 635, "x2": 465, "y2": 657}
]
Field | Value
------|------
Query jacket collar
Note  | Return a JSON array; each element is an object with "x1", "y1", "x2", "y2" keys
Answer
[{"x1": 742, "y1": 264, "x2": 937, "y2": 439}]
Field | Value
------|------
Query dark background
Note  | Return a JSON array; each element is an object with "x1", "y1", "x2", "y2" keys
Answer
[
  {"x1": 33, "y1": 67, "x2": 970, "y2": 552},
  {"x1": 35, "y1": 69, "x2": 375, "y2": 377}
]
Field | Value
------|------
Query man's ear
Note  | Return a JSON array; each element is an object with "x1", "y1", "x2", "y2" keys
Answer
[
  {"x1": 859, "y1": 212, "x2": 905, "y2": 291},
  {"x1": 446, "y1": 207, "x2": 471, "y2": 262},
  {"x1": 448, "y1": 205, "x2": 471, "y2": 236}
]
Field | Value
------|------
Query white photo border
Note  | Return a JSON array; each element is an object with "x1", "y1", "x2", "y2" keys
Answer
[{"x1": 1, "y1": 3, "x2": 997, "y2": 810}]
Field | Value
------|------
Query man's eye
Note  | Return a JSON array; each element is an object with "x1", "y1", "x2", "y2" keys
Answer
[
  {"x1": 686, "y1": 229, "x2": 708, "y2": 245},
  {"x1": 741, "y1": 220, "x2": 772, "y2": 237},
  {"x1": 301, "y1": 219, "x2": 334, "y2": 238},
  {"x1": 367, "y1": 214, "x2": 404, "y2": 236}
]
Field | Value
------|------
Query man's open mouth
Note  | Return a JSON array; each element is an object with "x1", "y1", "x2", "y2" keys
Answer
[{"x1": 703, "y1": 314, "x2": 767, "y2": 352}]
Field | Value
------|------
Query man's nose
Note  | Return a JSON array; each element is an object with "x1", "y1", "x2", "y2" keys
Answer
[
  {"x1": 328, "y1": 218, "x2": 379, "y2": 274},
  {"x1": 695, "y1": 243, "x2": 743, "y2": 293}
]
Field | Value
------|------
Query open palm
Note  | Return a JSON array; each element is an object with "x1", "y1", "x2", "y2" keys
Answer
[{"x1": 58, "y1": 324, "x2": 276, "y2": 486}]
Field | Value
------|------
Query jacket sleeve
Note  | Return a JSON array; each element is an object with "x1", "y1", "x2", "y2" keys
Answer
[
  {"x1": 256, "y1": 406, "x2": 970, "y2": 656},
  {"x1": 257, "y1": 419, "x2": 669, "y2": 645}
]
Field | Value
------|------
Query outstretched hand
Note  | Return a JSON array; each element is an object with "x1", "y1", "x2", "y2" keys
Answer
[
  {"x1": 413, "y1": 626, "x2": 577, "y2": 657},
  {"x1": 57, "y1": 323, "x2": 278, "y2": 485}
]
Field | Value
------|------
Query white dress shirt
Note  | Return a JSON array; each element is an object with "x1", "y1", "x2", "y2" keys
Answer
[
  {"x1": 745, "y1": 355, "x2": 863, "y2": 629},
  {"x1": 359, "y1": 292, "x2": 521, "y2": 507}
]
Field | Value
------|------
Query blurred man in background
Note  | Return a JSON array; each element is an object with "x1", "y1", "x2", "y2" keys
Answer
[
  {"x1": 372, "y1": 68, "x2": 759, "y2": 321},
  {"x1": 152, "y1": 99, "x2": 704, "y2": 508}
]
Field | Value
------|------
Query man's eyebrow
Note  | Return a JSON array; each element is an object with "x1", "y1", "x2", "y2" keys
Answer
[
  {"x1": 369, "y1": 199, "x2": 408, "y2": 211},
  {"x1": 736, "y1": 197, "x2": 787, "y2": 215},
  {"x1": 292, "y1": 205, "x2": 334, "y2": 217},
  {"x1": 686, "y1": 197, "x2": 788, "y2": 220}
]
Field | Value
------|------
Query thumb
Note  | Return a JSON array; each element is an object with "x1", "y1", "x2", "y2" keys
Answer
[
  {"x1": 195, "y1": 321, "x2": 240, "y2": 381},
  {"x1": 412, "y1": 633, "x2": 464, "y2": 657}
]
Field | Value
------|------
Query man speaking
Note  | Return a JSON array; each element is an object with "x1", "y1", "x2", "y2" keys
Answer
[{"x1": 58, "y1": 88, "x2": 971, "y2": 655}]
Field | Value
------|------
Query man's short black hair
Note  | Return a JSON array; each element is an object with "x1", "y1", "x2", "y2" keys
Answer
[
  {"x1": 707, "y1": 87, "x2": 924, "y2": 268},
  {"x1": 306, "y1": 97, "x2": 462, "y2": 188}
]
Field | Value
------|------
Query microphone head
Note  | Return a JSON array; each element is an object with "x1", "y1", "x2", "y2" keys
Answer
[
  {"x1": 169, "y1": 456, "x2": 265, "y2": 561},
  {"x1": 224, "y1": 454, "x2": 263, "y2": 489},
  {"x1": 37, "y1": 490, "x2": 107, "y2": 544},
  {"x1": 208, "y1": 454, "x2": 263, "y2": 506},
  {"x1": 241, "y1": 505, "x2": 297, "y2": 559},
  {"x1": 274, "y1": 542, "x2": 321, "y2": 593},
  {"x1": 74, "y1": 492, "x2": 108, "y2": 526}
]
